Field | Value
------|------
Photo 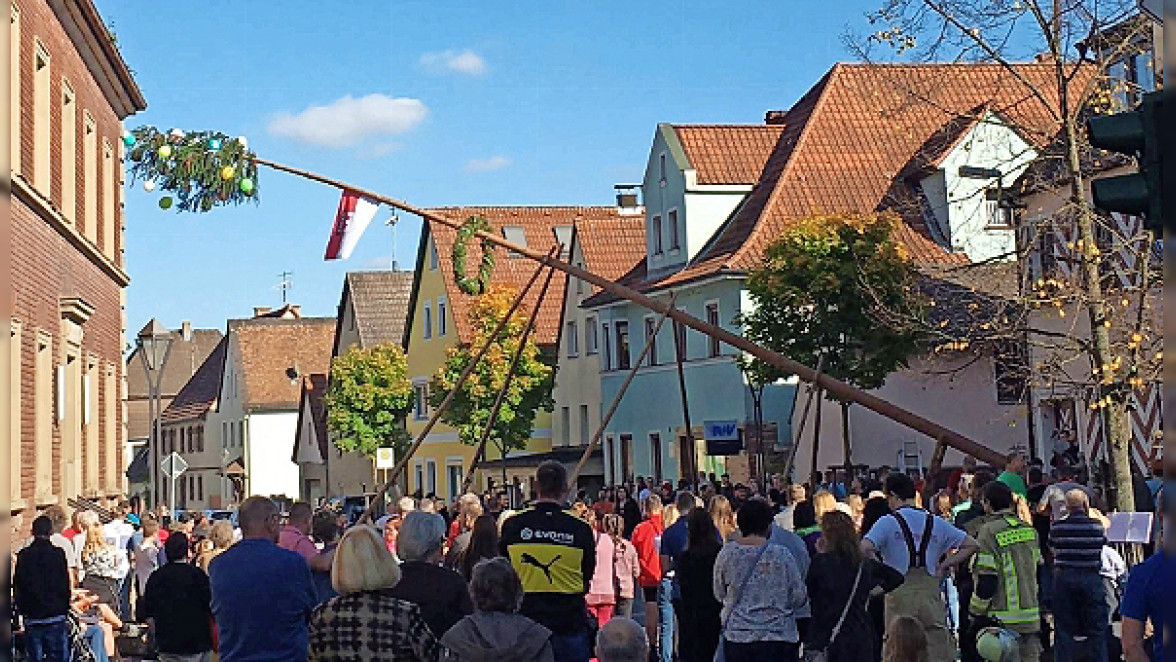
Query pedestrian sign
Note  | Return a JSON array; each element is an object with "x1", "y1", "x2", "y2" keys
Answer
[
  {"x1": 376, "y1": 447, "x2": 395, "y2": 469},
  {"x1": 161, "y1": 452, "x2": 188, "y2": 479}
]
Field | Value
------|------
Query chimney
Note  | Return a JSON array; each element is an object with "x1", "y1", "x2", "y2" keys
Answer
[
  {"x1": 764, "y1": 110, "x2": 787, "y2": 125},
  {"x1": 253, "y1": 306, "x2": 272, "y2": 318},
  {"x1": 287, "y1": 305, "x2": 301, "y2": 318},
  {"x1": 181, "y1": 320, "x2": 193, "y2": 342},
  {"x1": 614, "y1": 184, "x2": 641, "y2": 215}
]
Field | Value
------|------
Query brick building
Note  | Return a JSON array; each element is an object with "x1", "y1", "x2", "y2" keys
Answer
[{"x1": 9, "y1": 0, "x2": 146, "y2": 520}]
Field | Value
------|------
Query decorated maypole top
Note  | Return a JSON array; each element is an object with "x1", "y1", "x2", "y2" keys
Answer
[{"x1": 125, "y1": 126, "x2": 258, "y2": 212}]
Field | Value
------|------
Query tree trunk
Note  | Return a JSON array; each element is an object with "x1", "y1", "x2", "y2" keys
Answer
[{"x1": 1060, "y1": 82, "x2": 1135, "y2": 514}]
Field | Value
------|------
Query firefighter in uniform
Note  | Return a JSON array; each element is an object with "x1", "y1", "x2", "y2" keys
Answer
[{"x1": 970, "y1": 480, "x2": 1044, "y2": 661}]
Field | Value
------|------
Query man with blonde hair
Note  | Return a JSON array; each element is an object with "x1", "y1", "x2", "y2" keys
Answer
[{"x1": 209, "y1": 496, "x2": 316, "y2": 662}]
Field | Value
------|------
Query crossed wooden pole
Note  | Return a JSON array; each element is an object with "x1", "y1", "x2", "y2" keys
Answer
[{"x1": 255, "y1": 157, "x2": 1006, "y2": 512}]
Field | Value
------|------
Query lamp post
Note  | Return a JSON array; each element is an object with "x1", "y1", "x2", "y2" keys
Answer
[{"x1": 136, "y1": 319, "x2": 174, "y2": 515}]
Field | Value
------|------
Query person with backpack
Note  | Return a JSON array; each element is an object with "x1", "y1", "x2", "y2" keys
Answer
[{"x1": 862, "y1": 473, "x2": 978, "y2": 661}]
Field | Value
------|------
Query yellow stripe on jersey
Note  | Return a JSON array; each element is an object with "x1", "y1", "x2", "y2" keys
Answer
[{"x1": 508, "y1": 543, "x2": 585, "y2": 594}]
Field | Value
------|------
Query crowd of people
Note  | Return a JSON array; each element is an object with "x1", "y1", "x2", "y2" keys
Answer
[{"x1": 11, "y1": 452, "x2": 1169, "y2": 662}]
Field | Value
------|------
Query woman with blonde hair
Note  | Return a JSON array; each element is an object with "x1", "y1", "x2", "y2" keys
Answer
[
  {"x1": 662, "y1": 504, "x2": 681, "y2": 529},
  {"x1": 196, "y1": 520, "x2": 235, "y2": 573},
  {"x1": 709, "y1": 495, "x2": 738, "y2": 541},
  {"x1": 883, "y1": 614, "x2": 929, "y2": 662},
  {"x1": 812, "y1": 490, "x2": 838, "y2": 520},
  {"x1": 603, "y1": 514, "x2": 640, "y2": 618},
  {"x1": 309, "y1": 525, "x2": 445, "y2": 661},
  {"x1": 79, "y1": 517, "x2": 128, "y2": 610}
]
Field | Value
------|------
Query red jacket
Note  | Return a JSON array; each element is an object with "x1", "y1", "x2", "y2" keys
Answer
[{"x1": 630, "y1": 514, "x2": 664, "y2": 588}]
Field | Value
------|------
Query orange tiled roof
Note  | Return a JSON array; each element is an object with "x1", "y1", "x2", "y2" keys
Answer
[
  {"x1": 423, "y1": 206, "x2": 637, "y2": 345},
  {"x1": 575, "y1": 214, "x2": 648, "y2": 293},
  {"x1": 672, "y1": 125, "x2": 785, "y2": 185},
  {"x1": 671, "y1": 63, "x2": 1074, "y2": 285},
  {"x1": 229, "y1": 317, "x2": 336, "y2": 410}
]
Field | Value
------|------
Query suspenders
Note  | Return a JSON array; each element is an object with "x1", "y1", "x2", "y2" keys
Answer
[{"x1": 892, "y1": 509, "x2": 935, "y2": 570}]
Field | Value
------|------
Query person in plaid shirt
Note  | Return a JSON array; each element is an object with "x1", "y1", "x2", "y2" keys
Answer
[{"x1": 309, "y1": 525, "x2": 445, "y2": 662}]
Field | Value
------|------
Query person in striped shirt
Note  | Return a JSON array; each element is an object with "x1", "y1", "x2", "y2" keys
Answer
[{"x1": 1048, "y1": 489, "x2": 1109, "y2": 662}]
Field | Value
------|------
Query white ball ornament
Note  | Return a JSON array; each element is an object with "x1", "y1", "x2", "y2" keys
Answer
[
  {"x1": 235, "y1": 136, "x2": 248, "y2": 150},
  {"x1": 169, "y1": 128, "x2": 185, "y2": 140},
  {"x1": 143, "y1": 180, "x2": 156, "y2": 192}
]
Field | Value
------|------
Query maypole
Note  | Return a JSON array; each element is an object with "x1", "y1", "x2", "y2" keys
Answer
[{"x1": 122, "y1": 129, "x2": 1008, "y2": 475}]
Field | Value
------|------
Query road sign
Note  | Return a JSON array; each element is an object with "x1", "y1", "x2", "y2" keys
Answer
[
  {"x1": 375, "y1": 447, "x2": 395, "y2": 469},
  {"x1": 704, "y1": 420, "x2": 743, "y2": 456},
  {"x1": 161, "y1": 452, "x2": 188, "y2": 479}
]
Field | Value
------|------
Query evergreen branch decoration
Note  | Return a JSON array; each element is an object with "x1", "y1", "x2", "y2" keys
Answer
[
  {"x1": 452, "y1": 216, "x2": 496, "y2": 295},
  {"x1": 125, "y1": 126, "x2": 259, "y2": 213}
]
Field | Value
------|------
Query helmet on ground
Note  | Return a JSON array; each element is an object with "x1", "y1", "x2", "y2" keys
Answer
[{"x1": 975, "y1": 626, "x2": 1018, "y2": 661}]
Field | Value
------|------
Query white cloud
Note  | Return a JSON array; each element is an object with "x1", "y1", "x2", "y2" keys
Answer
[
  {"x1": 267, "y1": 94, "x2": 428, "y2": 148},
  {"x1": 464, "y1": 156, "x2": 512, "y2": 173},
  {"x1": 419, "y1": 49, "x2": 487, "y2": 75}
]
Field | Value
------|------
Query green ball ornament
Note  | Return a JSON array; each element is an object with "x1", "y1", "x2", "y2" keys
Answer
[
  {"x1": 158, "y1": 196, "x2": 174, "y2": 210},
  {"x1": 157, "y1": 145, "x2": 173, "y2": 159},
  {"x1": 239, "y1": 178, "x2": 255, "y2": 195},
  {"x1": 220, "y1": 165, "x2": 236, "y2": 181}
]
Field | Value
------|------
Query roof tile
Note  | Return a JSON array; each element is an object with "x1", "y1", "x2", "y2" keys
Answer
[
  {"x1": 345, "y1": 271, "x2": 414, "y2": 348},
  {"x1": 230, "y1": 317, "x2": 335, "y2": 410},
  {"x1": 672, "y1": 125, "x2": 785, "y2": 185}
]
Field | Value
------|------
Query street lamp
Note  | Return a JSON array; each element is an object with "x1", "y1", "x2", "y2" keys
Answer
[{"x1": 136, "y1": 319, "x2": 173, "y2": 515}]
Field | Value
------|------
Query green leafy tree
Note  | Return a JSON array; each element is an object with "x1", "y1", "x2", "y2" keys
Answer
[
  {"x1": 325, "y1": 343, "x2": 414, "y2": 457},
  {"x1": 738, "y1": 212, "x2": 924, "y2": 471},
  {"x1": 429, "y1": 286, "x2": 556, "y2": 457}
]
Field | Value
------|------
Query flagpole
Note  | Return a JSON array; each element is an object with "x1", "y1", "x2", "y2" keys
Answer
[{"x1": 251, "y1": 157, "x2": 1007, "y2": 468}]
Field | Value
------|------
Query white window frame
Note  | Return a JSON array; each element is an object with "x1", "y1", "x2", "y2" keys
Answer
[
  {"x1": 423, "y1": 301, "x2": 433, "y2": 339},
  {"x1": 585, "y1": 316, "x2": 598, "y2": 355},
  {"x1": 602, "y1": 322, "x2": 612, "y2": 370},
  {"x1": 413, "y1": 381, "x2": 429, "y2": 420},
  {"x1": 651, "y1": 214, "x2": 663, "y2": 255},
  {"x1": 566, "y1": 321, "x2": 578, "y2": 358},
  {"x1": 668, "y1": 208, "x2": 680, "y2": 251},
  {"x1": 705, "y1": 300, "x2": 721, "y2": 357},
  {"x1": 644, "y1": 315, "x2": 658, "y2": 366},
  {"x1": 659, "y1": 152, "x2": 667, "y2": 184},
  {"x1": 437, "y1": 296, "x2": 447, "y2": 337},
  {"x1": 561, "y1": 407, "x2": 571, "y2": 445},
  {"x1": 428, "y1": 239, "x2": 439, "y2": 270}
]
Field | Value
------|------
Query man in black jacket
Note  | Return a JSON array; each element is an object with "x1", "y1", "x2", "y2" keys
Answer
[
  {"x1": 14, "y1": 516, "x2": 71, "y2": 662},
  {"x1": 500, "y1": 461, "x2": 595, "y2": 662},
  {"x1": 138, "y1": 532, "x2": 215, "y2": 661}
]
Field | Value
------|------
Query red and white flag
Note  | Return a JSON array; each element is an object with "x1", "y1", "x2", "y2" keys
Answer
[{"x1": 324, "y1": 189, "x2": 379, "y2": 260}]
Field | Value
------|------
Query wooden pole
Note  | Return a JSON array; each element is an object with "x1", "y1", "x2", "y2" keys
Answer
[
  {"x1": 461, "y1": 257, "x2": 559, "y2": 493},
  {"x1": 358, "y1": 252, "x2": 553, "y2": 522},
  {"x1": 569, "y1": 295, "x2": 677, "y2": 486},
  {"x1": 672, "y1": 318, "x2": 696, "y2": 490},
  {"x1": 810, "y1": 388, "x2": 825, "y2": 487},
  {"x1": 781, "y1": 356, "x2": 824, "y2": 484},
  {"x1": 254, "y1": 158, "x2": 1006, "y2": 468}
]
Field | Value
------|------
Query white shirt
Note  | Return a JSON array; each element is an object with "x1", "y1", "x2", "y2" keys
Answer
[
  {"x1": 103, "y1": 519, "x2": 136, "y2": 554},
  {"x1": 864, "y1": 508, "x2": 966, "y2": 577},
  {"x1": 133, "y1": 537, "x2": 163, "y2": 588}
]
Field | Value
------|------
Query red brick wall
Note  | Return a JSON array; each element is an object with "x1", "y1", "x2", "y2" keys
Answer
[
  {"x1": 14, "y1": 0, "x2": 125, "y2": 268},
  {"x1": 11, "y1": 0, "x2": 137, "y2": 517}
]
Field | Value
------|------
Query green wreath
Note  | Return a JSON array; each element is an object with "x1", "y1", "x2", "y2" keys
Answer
[{"x1": 452, "y1": 216, "x2": 496, "y2": 295}]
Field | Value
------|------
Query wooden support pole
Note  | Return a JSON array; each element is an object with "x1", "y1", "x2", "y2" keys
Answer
[
  {"x1": 358, "y1": 252, "x2": 554, "y2": 522},
  {"x1": 781, "y1": 356, "x2": 824, "y2": 484},
  {"x1": 461, "y1": 257, "x2": 559, "y2": 494},
  {"x1": 673, "y1": 318, "x2": 695, "y2": 489},
  {"x1": 254, "y1": 158, "x2": 1006, "y2": 468},
  {"x1": 569, "y1": 295, "x2": 677, "y2": 486}
]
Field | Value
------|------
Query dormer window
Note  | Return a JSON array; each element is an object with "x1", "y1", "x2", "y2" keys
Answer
[
  {"x1": 985, "y1": 189, "x2": 1014, "y2": 228},
  {"x1": 502, "y1": 226, "x2": 527, "y2": 257},
  {"x1": 553, "y1": 226, "x2": 572, "y2": 257}
]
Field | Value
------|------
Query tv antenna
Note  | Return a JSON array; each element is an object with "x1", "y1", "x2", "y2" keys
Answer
[{"x1": 385, "y1": 209, "x2": 400, "y2": 270}]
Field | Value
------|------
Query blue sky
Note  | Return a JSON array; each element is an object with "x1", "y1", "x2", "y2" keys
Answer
[{"x1": 100, "y1": 0, "x2": 884, "y2": 336}]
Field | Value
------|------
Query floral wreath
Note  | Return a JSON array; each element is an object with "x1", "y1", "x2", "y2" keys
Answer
[{"x1": 452, "y1": 216, "x2": 496, "y2": 295}]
